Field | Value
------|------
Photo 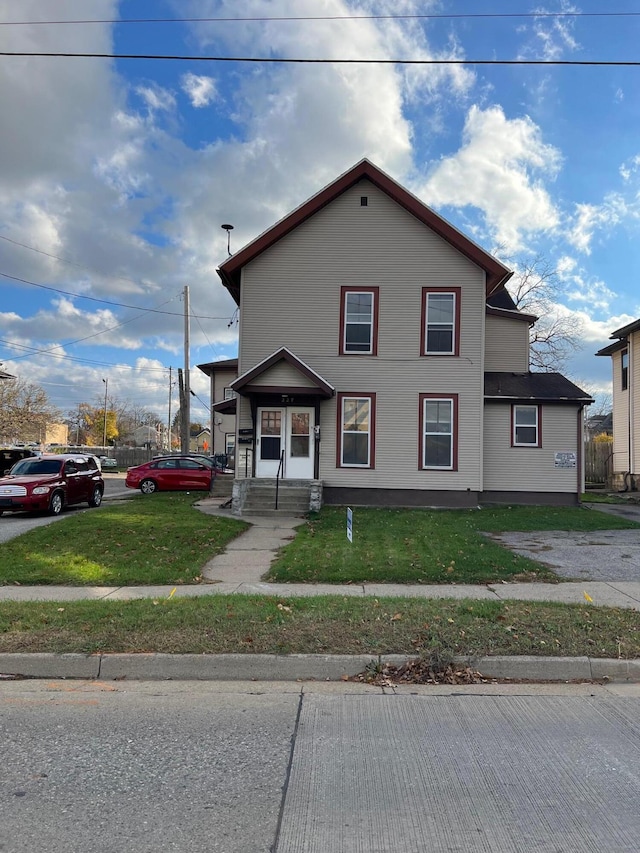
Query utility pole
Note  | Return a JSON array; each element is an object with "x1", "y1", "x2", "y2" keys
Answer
[
  {"x1": 178, "y1": 368, "x2": 187, "y2": 452},
  {"x1": 102, "y1": 378, "x2": 108, "y2": 449},
  {"x1": 182, "y1": 285, "x2": 191, "y2": 454},
  {"x1": 167, "y1": 366, "x2": 172, "y2": 450}
]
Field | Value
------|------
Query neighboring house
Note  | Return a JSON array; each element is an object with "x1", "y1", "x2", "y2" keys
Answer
[
  {"x1": 596, "y1": 319, "x2": 640, "y2": 490},
  {"x1": 216, "y1": 159, "x2": 592, "y2": 513},
  {"x1": 0, "y1": 368, "x2": 15, "y2": 381},
  {"x1": 585, "y1": 412, "x2": 613, "y2": 437},
  {"x1": 197, "y1": 358, "x2": 238, "y2": 461},
  {"x1": 189, "y1": 427, "x2": 212, "y2": 453},
  {"x1": 133, "y1": 424, "x2": 160, "y2": 448}
]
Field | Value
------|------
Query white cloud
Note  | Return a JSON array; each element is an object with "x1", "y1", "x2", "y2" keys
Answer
[
  {"x1": 420, "y1": 105, "x2": 561, "y2": 250},
  {"x1": 517, "y1": 3, "x2": 581, "y2": 62},
  {"x1": 181, "y1": 74, "x2": 218, "y2": 108},
  {"x1": 135, "y1": 84, "x2": 176, "y2": 114}
]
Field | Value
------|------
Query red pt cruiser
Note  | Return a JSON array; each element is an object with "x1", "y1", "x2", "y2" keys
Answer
[{"x1": 0, "y1": 454, "x2": 104, "y2": 516}]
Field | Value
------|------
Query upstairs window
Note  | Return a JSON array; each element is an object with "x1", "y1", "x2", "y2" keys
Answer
[
  {"x1": 419, "y1": 394, "x2": 457, "y2": 470},
  {"x1": 622, "y1": 349, "x2": 629, "y2": 391},
  {"x1": 340, "y1": 287, "x2": 379, "y2": 355},
  {"x1": 512, "y1": 405, "x2": 541, "y2": 447},
  {"x1": 421, "y1": 288, "x2": 460, "y2": 356}
]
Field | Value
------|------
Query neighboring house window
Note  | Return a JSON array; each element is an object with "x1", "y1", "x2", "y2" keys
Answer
[
  {"x1": 421, "y1": 288, "x2": 460, "y2": 356},
  {"x1": 337, "y1": 393, "x2": 375, "y2": 468},
  {"x1": 223, "y1": 387, "x2": 236, "y2": 400},
  {"x1": 340, "y1": 287, "x2": 379, "y2": 355},
  {"x1": 621, "y1": 349, "x2": 628, "y2": 391},
  {"x1": 512, "y1": 405, "x2": 541, "y2": 447},
  {"x1": 419, "y1": 394, "x2": 458, "y2": 470}
]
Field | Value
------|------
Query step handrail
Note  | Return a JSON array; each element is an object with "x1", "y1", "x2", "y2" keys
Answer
[{"x1": 275, "y1": 450, "x2": 285, "y2": 509}]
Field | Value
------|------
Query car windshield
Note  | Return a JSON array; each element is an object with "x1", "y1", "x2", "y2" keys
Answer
[{"x1": 10, "y1": 459, "x2": 63, "y2": 476}]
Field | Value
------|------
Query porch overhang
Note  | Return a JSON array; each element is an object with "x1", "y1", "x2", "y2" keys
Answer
[
  {"x1": 211, "y1": 397, "x2": 237, "y2": 415},
  {"x1": 231, "y1": 347, "x2": 335, "y2": 399}
]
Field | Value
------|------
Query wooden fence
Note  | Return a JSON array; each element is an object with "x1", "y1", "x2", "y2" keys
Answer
[{"x1": 584, "y1": 440, "x2": 613, "y2": 486}]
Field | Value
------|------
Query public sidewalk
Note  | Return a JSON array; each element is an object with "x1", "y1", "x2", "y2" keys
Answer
[{"x1": 2, "y1": 496, "x2": 640, "y2": 683}]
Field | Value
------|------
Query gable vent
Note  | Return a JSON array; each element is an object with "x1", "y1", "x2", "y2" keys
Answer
[{"x1": 360, "y1": 196, "x2": 368, "y2": 206}]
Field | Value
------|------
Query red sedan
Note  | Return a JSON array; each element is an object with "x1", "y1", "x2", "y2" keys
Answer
[{"x1": 125, "y1": 456, "x2": 213, "y2": 494}]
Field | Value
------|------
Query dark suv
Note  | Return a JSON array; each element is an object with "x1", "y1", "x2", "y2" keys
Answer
[
  {"x1": 0, "y1": 448, "x2": 37, "y2": 477},
  {"x1": 0, "y1": 454, "x2": 104, "y2": 516}
]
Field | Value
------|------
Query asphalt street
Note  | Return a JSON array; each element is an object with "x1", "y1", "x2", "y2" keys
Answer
[{"x1": 1, "y1": 680, "x2": 639, "y2": 853}]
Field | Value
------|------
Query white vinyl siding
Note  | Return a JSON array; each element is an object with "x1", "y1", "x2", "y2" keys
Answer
[
  {"x1": 484, "y1": 314, "x2": 529, "y2": 372},
  {"x1": 237, "y1": 180, "x2": 490, "y2": 492},
  {"x1": 611, "y1": 331, "x2": 640, "y2": 476},
  {"x1": 484, "y1": 404, "x2": 580, "y2": 493}
]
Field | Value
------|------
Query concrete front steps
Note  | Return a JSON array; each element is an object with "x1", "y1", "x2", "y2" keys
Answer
[
  {"x1": 211, "y1": 473, "x2": 234, "y2": 498},
  {"x1": 232, "y1": 478, "x2": 320, "y2": 516}
]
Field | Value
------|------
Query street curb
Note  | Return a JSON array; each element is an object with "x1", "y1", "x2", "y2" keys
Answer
[{"x1": 1, "y1": 653, "x2": 639, "y2": 683}]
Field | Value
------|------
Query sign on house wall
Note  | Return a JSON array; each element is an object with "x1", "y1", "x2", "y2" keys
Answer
[{"x1": 554, "y1": 452, "x2": 577, "y2": 468}]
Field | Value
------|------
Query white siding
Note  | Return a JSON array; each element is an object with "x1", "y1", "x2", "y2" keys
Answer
[
  {"x1": 238, "y1": 179, "x2": 487, "y2": 492},
  {"x1": 484, "y1": 314, "x2": 529, "y2": 372},
  {"x1": 212, "y1": 367, "x2": 237, "y2": 457},
  {"x1": 483, "y1": 404, "x2": 581, "y2": 493},
  {"x1": 633, "y1": 331, "x2": 640, "y2": 475}
]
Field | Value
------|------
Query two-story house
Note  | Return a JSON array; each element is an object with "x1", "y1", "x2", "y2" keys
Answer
[
  {"x1": 596, "y1": 318, "x2": 640, "y2": 491},
  {"x1": 197, "y1": 357, "x2": 238, "y2": 462},
  {"x1": 215, "y1": 159, "x2": 591, "y2": 514}
]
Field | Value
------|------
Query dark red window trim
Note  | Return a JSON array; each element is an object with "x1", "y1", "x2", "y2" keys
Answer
[
  {"x1": 511, "y1": 403, "x2": 542, "y2": 448},
  {"x1": 420, "y1": 287, "x2": 461, "y2": 357},
  {"x1": 336, "y1": 392, "x2": 376, "y2": 469},
  {"x1": 339, "y1": 286, "x2": 379, "y2": 356},
  {"x1": 418, "y1": 393, "x2": 459, "y2": 471}
]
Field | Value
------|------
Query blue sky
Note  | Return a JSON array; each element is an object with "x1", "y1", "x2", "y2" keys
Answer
[{"x1": 2, "y1": 0, "x2": 640, "y2": 427}]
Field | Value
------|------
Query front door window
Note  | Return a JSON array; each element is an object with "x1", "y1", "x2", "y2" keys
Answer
[
  {"x1": 260, "y1": 410, "x2": 282, "y2": 460},
  {"x1": 290, "y1": 412, "x2": 310, "y2": 457}
]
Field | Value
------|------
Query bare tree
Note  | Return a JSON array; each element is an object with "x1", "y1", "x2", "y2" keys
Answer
[
  {"x1": 0, "y1": 378, "x2": 60, "y2": 444},
  {"x1": 501, "y1": 253, "x2": 583, "y2": 373}
]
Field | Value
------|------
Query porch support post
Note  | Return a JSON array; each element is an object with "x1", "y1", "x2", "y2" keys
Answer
[
  {"x1": 249, "y1": 395, "x2": 258, "y2": 478},
  {"x1": 314, "y1": 400, "x2": 321, "y2": 480}
]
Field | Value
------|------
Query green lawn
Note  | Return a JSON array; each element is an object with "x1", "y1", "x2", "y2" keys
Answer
[
  {"x1": 0, "y1": 494, "x2": 248, "y2": 586},
  {"x1": 0, "y1": 594, "x2": 637, "y2": 659},
  {"x1": 265, "y1": 505, "x2": 640, "y2": 585}
]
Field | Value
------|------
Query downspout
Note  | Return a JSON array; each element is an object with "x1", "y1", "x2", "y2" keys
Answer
[{"x1": 577, "y1": 405, "x2": 584, "y2": 501}]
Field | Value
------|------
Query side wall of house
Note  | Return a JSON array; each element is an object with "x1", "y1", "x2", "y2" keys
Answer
[
  {"x1": 611, "y1": 349, "x2": 630, "y2": 474},
  {"x1": 212, "y1": 368, "x2": 237, "y2": 458},
  {"x1": 483, "y1": 403, "x2": 582, "y2": 495},
  {"x1": 237, "y1": 179, "x2": 490, "y2": 494},
  {"x1": 484, "y1": 314, "x2": 529, "y2": 372},
  {"x1": 633, "y1": 330, "x2": 640, "y2": 477}
]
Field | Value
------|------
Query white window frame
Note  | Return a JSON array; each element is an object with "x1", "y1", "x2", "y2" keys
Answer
[
  {"x1": 513, "y1": 404, "x2": 540, "y2": 447},
  {"x1": 423, "y1": 290, "x2": 458, "y2": 355},
  {"x1": 341, "y1": 288, "x2": 377, "y2": 355},
  {"x1": 421, "y1": 396, "x2": 455, "y2": 470},
  {"x1": 338, "y1": 394, "x2": 374, "y2": 468}
]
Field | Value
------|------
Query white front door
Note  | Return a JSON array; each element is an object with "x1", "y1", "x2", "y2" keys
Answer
[{"x1": 256, "y1": 407, "x2": 315, "y2": 479}]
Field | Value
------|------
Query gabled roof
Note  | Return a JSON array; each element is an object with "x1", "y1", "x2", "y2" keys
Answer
[
  {"x1": 217, "y1": 159, "x2": 513, "y2": 305},
  {"x1": 231, "y1": 347, "x2": 335, "y2": 397},
  {"x1": 485, "y1": 289, "x2": 537, "y2": 325},
  {"x1": 485, "y1": 372, "x2": 593, "y2": 403}
]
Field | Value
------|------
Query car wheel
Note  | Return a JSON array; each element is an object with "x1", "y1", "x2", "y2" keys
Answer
[
  {"x1": 88, "y1": 486, "x2": 103, "y2": 508},
  {"x1": 140, "y1": 478, "x2": 157, "y2": 495},
  {"x1": 49, "y1": 491, "x2": 64, "y2": 516}
]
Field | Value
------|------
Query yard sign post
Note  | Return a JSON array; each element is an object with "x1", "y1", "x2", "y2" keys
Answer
[{"x1": 346, "y1": 507, "x2": 353, "y2": 543}]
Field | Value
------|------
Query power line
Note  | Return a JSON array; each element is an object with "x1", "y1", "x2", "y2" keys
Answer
[
  {"x1": 2, "y1": 12, "x2": 639, "y2": 25},
  {"x1": 0, "y1": 337, "x2": 170, "y2": 371},
  {"x1": 0, "y1": 272, "x2": 231, "y2": 320},
  {"x1": 1, "y1": 52, "x2": 638, "y2": 66}
]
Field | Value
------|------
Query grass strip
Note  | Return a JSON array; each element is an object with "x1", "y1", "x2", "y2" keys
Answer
[
  {"x1": 266, "y1": 505, "x2": 640, "y2": 585},
  {"x1": 0, "y1": 494, "x2": 248, "y2": 586},
  {"x1": 0, "y1": 595, "x2": 638, "y2": 659}
]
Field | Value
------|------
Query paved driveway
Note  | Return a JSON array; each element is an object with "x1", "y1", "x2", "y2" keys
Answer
[{"x1": 489, "y1": 502, "x2": 640, "y2": 582}]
